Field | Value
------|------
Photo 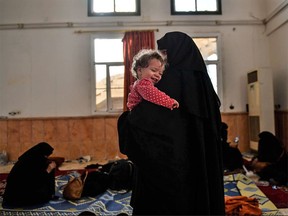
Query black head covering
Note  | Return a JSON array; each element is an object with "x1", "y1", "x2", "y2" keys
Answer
[
  {"x1": 156, "y1": 31, "x2": 220, "y2": 122},
  {"x1": 18, "y1": 142, "x2": 54, "y2": 161},
  {"x1": 157, "y1": 31, "x2": 206, "y2": 71},
  {"x1": 258, "y1": 131, "x2": 283, "y2": 163}
]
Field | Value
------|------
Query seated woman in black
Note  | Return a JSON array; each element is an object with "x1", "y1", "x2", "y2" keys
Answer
[
  {"x1": 252, "y1": 131, "x2": 288, "y2": 185},
  {"x1": 2, "y1": 142, "x2": 57, "y2": 208},
  {"x1": 221, "y1": 122, "x2": 243, "y2": 172}
]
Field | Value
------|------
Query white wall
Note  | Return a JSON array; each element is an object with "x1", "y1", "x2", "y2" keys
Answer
[
  {"x1": 268, "y1": 22, "x2": 288, "y2": 110},
  {"x1": 264, "y1": 0, "x2": 287, "y2": 15},
  {"x1": 264, "y1": 0, "x2": 288, "y2": 110},
  {"x1": 0, "y1": 0, "x2": 287, "y2": 117},
  {"x1": 0, "y1": 0, "x2": 268, "y2": 23}
]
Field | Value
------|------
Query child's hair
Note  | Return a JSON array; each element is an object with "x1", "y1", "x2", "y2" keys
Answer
[{"x1": 131, "y1": 49, "x2": 166, "y2": 79}]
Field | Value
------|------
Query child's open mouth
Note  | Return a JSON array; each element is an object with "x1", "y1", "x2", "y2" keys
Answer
[{"x1": 152, "y1": 78, "x2": 159, "y2": 83}]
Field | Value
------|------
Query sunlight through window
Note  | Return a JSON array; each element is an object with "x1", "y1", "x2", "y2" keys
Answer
[
  {"x1": 88, "y1": 0, "x2": 140, "y2": 16},
  {"x1": 172, "y1": 0, "x2": 221, "y2": 14},
  {"x1": 115, "y1": 0, "x2": 136, "y2": 12},
  {"x1": 93, "y1": 0, "x2": 114, "y2": 13},
  {"x1": 93, "y1": 38, "x2": 124, "y2": 112},
  {"x1": 94, "y1": 39, "x2": 123, "y2": 62},
  {"x1": 175, "y1": 0, "x2": 195, "y2": 12}
]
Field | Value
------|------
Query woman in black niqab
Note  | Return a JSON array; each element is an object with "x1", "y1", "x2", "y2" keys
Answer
[
  {"x1": 257, "y1": 131, "x2": 283, "y2": 163},
  {"x1": 3, "y1": 142, "x2": 56, "y2": 208},
  {"x1": 252, "y1": 131, "x2": 287, "y2": 185},
  {"x1": 120, "y1": 31, "x2": 225, "y2": 215}
]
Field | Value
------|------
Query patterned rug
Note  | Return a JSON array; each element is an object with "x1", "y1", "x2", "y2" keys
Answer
[
  {"x1": 0, "y1": 171, "x2": 132, "y2": 215},
  {"x1": 0, "y1": 172, "x2": 283, "y2": 215},
  {"x1": 224, "y1": 173, "x2": 279, "y2": 215}
]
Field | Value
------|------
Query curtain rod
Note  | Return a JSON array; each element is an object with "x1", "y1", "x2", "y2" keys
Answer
[
  {"x1": 74, "y1": 29, "x2": 159, "y2": 34},
  {"x1": 0, "y1": 20, "x2": 263, "y2": 31}
]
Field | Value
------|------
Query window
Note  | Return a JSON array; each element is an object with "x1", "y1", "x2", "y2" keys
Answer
[
  {"x1": 171, "y1": 0, "x2": 222, "y2": 15},
  {"x1": 92, "y1": 35, "x2": 124, "y2": 113},
  {"x1": 91, "y1": 34, "x2": 222, "y2": 114},
  {"x1": 193, "y1": 37, "x2": 220, "y2": 94},
  {"x1": 88, "y1": 0, "x2": 141, "y2": 16}
]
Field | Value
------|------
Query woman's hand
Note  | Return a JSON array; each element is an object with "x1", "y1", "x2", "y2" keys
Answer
[
  {"x1": 251, "y1": 158, "x2": 271, "y2": 172},
  {"x1": 46, "y1": 161, "x2": 56, "y2": 173}
]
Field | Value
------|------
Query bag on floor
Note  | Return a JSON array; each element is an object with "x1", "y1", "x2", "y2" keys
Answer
[
  {"x1": 81, "y1": 171, "x2": 110, "y2": 197},
  {"x1": 63, "y1": 171, "x2": 88, "y2": 200},
  {"x1": 108, "y1": 159, "x2": 134, "y2": 192}
]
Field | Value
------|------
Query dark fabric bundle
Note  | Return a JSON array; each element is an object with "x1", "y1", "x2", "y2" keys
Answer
[
  {"x1": 82, "y1": 159, "x2": 134, "y2": 197},
  {"x1": 82, "y1": 171, "x2": 110, "y2": 197},
  {"x1": 108, "y1": 159, "x2": 134, "y2": 191}
]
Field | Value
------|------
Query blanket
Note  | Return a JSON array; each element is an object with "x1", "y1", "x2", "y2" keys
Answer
[{"x1": 0, "y1": 171, "x2": 132, "y2": 215}]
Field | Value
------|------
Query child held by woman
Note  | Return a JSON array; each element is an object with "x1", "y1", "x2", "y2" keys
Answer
[{"x1": 127, "y1": 49, "x2": 179, "y2": 110}]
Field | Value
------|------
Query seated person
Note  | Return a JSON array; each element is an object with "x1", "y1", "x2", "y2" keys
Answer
[
  {"x1": 221, "y1": 122, "x2": 243, "y2": 172},
  {"x1": 3, "y1": 142, "x2": 57, "y2": 208},
  {"x1": 251, "y1": 131, "x2": 287, "y2": 185}
]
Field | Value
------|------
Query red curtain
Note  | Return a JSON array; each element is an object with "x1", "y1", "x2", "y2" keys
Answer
[{"x1": 122, "y1": 31, "x2": 155, "y2": 111}]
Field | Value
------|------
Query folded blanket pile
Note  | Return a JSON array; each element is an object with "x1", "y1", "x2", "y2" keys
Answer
[{"x1": 225, "y1": 195, "x2": 262, "y2": 216}]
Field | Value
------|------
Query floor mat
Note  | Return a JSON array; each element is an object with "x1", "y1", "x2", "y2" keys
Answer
[
  {"x1": 0, "y1": 171, "x2": 132, "y2": 215},
  {"x1": 224, "y1": 173, "x2": 279, "y2": 215},
  {"x1": 258, "y1": 185, "x2": 288, "y2": 208}
]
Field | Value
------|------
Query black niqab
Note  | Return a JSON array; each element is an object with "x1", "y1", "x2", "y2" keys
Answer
[{"x1": 158, "y1": 31, "x2": 205, "y2": 71}]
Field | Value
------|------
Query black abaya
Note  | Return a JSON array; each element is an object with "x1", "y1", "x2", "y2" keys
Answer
[
  {"x1": 119, "y1": 31, "x2": 225, "y2": 215},
  {"x1": 3, "y1": 142, "x2": 55, "y2": 208}
]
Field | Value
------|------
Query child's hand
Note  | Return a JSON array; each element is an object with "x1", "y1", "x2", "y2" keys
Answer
[{"x1": 171, "y1": 100, "x2": 179, "y2": 110}]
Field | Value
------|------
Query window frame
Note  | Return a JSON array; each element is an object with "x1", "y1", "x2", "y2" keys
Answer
[
  {"x1": 90, "y1": 33, "x2": 125, "y2": 115},
  {"x1": 95, "y1": 62, "x2": 124, "y2": 112},
  {"x1": 191, "y1": 33, "x2": 223, "y2": 109},
  {"x1": 88, "y1": 0, "x2": 141, "y2": 17},
  {"x1": 171, "y1": 0, "x2": 222, "y2": 15}
]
